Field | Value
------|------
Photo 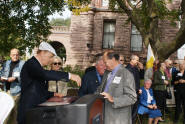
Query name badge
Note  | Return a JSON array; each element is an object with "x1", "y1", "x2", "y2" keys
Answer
[
  {"x1": 13, "y1": 72, "x2": 20, "y2": 77},
  {"x1": 113, "y1": 77, "x2": 121, "y2": 84},
  {"x1": 177, "y1": 73, "x2": 183, "y2": 77},
  {"x1": 162, "y1": 76, "x2": 165, "y2": 80}
]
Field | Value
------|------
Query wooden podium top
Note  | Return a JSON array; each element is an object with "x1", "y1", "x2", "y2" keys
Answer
[{"x1": 39, "y1": 96, "x2": 78, "y2": 106}]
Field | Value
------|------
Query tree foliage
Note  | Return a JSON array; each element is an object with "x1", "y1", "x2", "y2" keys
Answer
[
  {"x1": 1, "y1": 0, "x2": 184, "y2": 61},
  {"x1": 0, "y1": 0, "x2": 66, "y2": 57},
  {"x1": 111, "y1": 0, "x2": 185, "y2": 60}
]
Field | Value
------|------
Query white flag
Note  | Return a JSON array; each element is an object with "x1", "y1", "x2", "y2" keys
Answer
[{"x1": 146, "y1": 44, "x2": 155, "y2": 69}]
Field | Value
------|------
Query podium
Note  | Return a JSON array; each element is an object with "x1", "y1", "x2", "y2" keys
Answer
[{"x1": 26, "y1": 94, "x2": 105, "y2": 124}]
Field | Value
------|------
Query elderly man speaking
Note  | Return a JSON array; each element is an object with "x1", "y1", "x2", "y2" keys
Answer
[
  {"x1": 17, "y1": 42, "x2": 81, "y2": 124},
  {"x1": 96, "y1": 51, "x2": 137, "y2": 124}
]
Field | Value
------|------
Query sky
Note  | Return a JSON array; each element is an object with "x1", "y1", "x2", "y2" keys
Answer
[
  {"x1": 178, "y1": 44, "x2": 185, "y2": 59},
  {"x1": 48, "y1": 7, "x2": 71, "y2": 20}
]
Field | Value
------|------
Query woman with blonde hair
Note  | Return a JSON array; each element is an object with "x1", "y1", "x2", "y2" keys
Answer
[
  {"x1": 50, "y1": 56, "x2": 63, "y2": 71},
  {"x1": 48, "y1": 56, "x2": 68, "y2": 94}
]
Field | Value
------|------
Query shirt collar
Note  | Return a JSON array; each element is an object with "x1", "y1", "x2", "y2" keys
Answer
[{"x1": 111, "y1": 64, "x2": 121, "y2": 75}]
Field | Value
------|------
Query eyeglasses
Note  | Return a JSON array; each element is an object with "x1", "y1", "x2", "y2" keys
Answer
[
  {"x1": 53, "y1": 62, "x2": 62, "y2": 65},
  {"x1": 173, "y1": 63, "x2": 178, "y2": 64},
  {"x1": 120, "y1": 60, "x2": 124, "y2": 61}
]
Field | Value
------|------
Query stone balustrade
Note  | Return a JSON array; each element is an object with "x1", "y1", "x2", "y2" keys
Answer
[{"x1": 51, "y1": 26, "x2": 70, "y2": 33}]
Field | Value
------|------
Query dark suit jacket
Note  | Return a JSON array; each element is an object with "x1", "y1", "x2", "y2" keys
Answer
[
  {"x1": 126, "y1": 64, "x2": 144, "y2": 93},
  {"x1": 78, "y1": 69, "x2": 101, "y2": 97},
  {"x1": 17, "y1": 56, "x2": 69, "y2": 124}
]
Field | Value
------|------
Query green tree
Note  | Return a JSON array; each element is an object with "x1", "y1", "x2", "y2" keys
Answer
[
  {"x1": 50, "y1": 18, "x2": 71, "y2": 27},
  {"x1": 74, "y1": 0, "x2": 185, "y2": 60},
  {"x1": 0, "y1": 0, "x2": 66, "y2": 57},
  {"x1": 114, "y1": 0, "x2": 185, "y2": 60}
]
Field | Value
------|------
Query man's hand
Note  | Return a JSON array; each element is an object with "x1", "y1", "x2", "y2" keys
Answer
[
  {"x1": 100, "y1": 92, "x2": 114, "y2": 103},
  {"x1": 164, "y1": 80, "x2": 169, "y2": 85},
  {"x1": 54, "y1": 92, "x2": 63, "y2": 97},
  {"x1": 138, "y1": 89, "x2": 142, "y2": 94},
  {"x1": 137, "y1": 62, "x2": 144, "y2": 69},
  {"x1": 0, "y1": 77, "x2": 8, "y2": 82},
  {"x1": 7, "y1": 77, "x2": 16, "y2": 82},
  {"x1": 179, "y1": 79, "x2": 185, "y2": 84},
  {"x1": 70, "y1": 73, "x2": 81, "y2": 87}
]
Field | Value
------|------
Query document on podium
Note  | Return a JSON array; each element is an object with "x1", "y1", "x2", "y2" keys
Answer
[{"x1": 39, "y1": 96, "x2": 78, "y2": 106}]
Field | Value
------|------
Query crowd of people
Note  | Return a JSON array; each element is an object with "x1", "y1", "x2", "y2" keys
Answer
[
  {"x1": 80, "y1": 51, "x2": 185, "y2": 124},
  {"x1": 0, "y1": 42, "x2": 185, "y2": 124}
]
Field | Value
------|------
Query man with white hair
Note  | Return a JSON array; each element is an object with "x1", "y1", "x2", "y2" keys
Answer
[
  {"x1": 78, "y1": 53, "x2": 106, "y2": 96},
  {"x1": 17, "y1": 42, "x2": 81, "y2": 124}
]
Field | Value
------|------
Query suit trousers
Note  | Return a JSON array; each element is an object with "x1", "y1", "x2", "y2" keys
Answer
[
  {"x1": 132, "y1": 100, "x2": 139, "y2": 124},
  {"x1": 174, "y1": 88, "x2": 185, "y2": 121}
]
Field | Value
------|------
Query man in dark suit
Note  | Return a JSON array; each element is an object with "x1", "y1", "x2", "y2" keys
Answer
[
  {"x1": 17, "y1": 42, "x2": 81, "y2": 124},
  {"x1": 78, "y1": 54, "x2": 106, "y2": 96},
  {"x1": 126, "y1": 55, "x2": 144, "y2": 124}
]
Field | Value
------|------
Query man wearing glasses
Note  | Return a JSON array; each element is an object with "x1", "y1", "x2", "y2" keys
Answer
[
  {"x1": 0, "y1": 48, "x2": 25, "y2": 96},
  {"x1": 119, "y1": 54, "x2": 126, "y2": 67}
]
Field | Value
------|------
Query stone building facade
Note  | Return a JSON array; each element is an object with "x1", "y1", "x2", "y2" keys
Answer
[{"x1": 48, "y1": 0, "x2": 181, "y2": 68}]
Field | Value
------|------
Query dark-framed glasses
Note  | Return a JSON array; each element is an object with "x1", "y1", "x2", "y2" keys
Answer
[{"x1": 53, "y1": 62, "x2": 62, "y2": 65}]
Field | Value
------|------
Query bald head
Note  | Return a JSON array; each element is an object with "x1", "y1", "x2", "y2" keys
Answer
[{"x1": 10, "y1": 48, "x2": 20, "y2": 62}]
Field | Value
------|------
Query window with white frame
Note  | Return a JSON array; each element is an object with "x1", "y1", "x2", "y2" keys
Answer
[
  {"x1": 103, "y1": 20, "x2": 116, "y2": 49},
  {"x1": 130, "y1": 24, "x2": 142, "y2": 51},
  {"x1": 102, "y1": 0, "x2": 109, "y2": 7}
]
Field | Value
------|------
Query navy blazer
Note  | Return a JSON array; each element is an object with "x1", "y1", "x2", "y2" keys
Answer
[
  {"x1": 17, "y1": 56, "x2": 69, "y2": 124},
  {"x1": 138, "y1": 87, "x2": 156, "y2": 114},
  {"x1": 126, "y1": 64, "x2": 144, "y2": 93},
  {"x1": 78, "y1": 69, "x2": 101, "y2": 97}
]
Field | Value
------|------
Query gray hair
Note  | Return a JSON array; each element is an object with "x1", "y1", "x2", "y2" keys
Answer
[
  {"x1": 95, "y1": 53, "x2": 103, "y2": 65},
  {"x1": 165, "y1": 59, "x2": 172, "y2": 64},
  {"x1": 130, "y1": 55, "x2": 138, "y2": 60},
  {"x1": 144, "y1": 79, "x2": 152, "y2": 84},
  {"x1": 53, "y1": 56, "x2": 62, "y2": 64}
]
